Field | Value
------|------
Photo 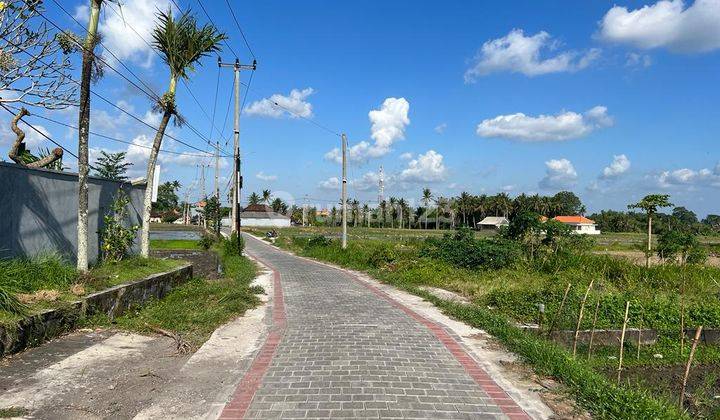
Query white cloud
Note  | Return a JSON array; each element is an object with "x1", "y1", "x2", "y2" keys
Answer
[
  {"x1": 465, "y1": 29, "x2": 600, "y2": 80},
  {"x1": 76, "y1": 0, "x2": 173, "y2": 68},
  {"x1": 398, "y1": 150, "x2": 447, "y2": 183},
  {"x1": 602, "y1": 154, "x2": 631, "y2": 179},
  {"x1": 399, "y1": 152, "x2": 413, "y2": 160},
  {"x1": 350, "y1": 171, "x2": 381, "y2": 191},
  {"x1": 318, "y1": 176, "x2": 340, "y2": 190},
  {"x1": 434, "y1": 123, "x2": 447, "y2": 134},
  {"x1": 0, "y1": 118, "x2": 51, "y2": 150},
  {"x1": 625, "y1": 52, "x2": 653, "y2": 68},
  {"x1": 325, "y1": 97, "x2": 410, "y2": 163},
  {"x1": 539, "y1": 158, "x2": 578, "y2": 189},
  {"x1": 476, "y1": 105, "x2": 613, "y2": 141},
  {"x1": 245, "y1": 88, "x2": 314, "y2": 119},
  {"x1": 256, "y1": 171, "x2": 278, "y2": 181},
  {"x1": 599, "y1": 0, "x2": 720, "y2": 53},
  {"x1": 658, "y1": 163, "x2": 720, "y2": 187}
]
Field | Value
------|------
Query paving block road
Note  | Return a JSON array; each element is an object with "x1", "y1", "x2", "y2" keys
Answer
[{"x1": 219, "y1": 234, "x2": 531, "y2": 419}]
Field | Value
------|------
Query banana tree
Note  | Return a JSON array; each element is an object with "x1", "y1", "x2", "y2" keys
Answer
[{"x1": 140, "y1": 10, "x2": 226, "y2": 257}]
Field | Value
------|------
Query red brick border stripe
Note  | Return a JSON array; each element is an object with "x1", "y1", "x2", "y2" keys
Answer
[
  {"x1": 348, "y1": 275, "x2": 531, "y2": 420},
  {"x1": 219, "y1": 252, "x2": 286, "y2": 420}
]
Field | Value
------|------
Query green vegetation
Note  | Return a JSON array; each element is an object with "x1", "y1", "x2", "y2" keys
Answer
[
  {"x1": 266, "y1": 226, "x2": 720, "y2": 418},
  {"x1": 0, "y1": 407, "x2": 29, "y2": 418},
  {"x1": 94, "y1": 241, "x2": 259, "y2": 347},
  {"x1": 0, "y1": 254, "x2": 183, "y2": 321},
  {"x1": 150, "y1": 239, "x2": 201, "y2": 249}
]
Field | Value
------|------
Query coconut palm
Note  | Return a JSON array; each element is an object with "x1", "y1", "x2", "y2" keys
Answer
[
  {"x1": 397, "y1": 198, "x2": 407, "y2": 229},
  {"x1": 422, "y1": 188, "x2": 432, "y2": 229},
  {"x1": 248, "y1": 192, "x2": 261, "y2": 205},
  {"x1": 140, "y1": 10, "x2": 226, "y2": 257},
  {"x1": 351, "y1": 199, "x2": 360, "y2": 227},
  {"x1": 262, "y1": 189, "x2": 272, "y2": 204},
  {"x1": 436, "y1": 196, "x2": 449, "y2": 230},
  {"x1": 388, "y1": 197, "x2": 397, "y2": 228},
  {"x1": 362, "y1": 203, "x2": 370, "y2": 227}
]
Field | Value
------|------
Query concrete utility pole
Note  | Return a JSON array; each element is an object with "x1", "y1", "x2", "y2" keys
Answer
[
  {"x1": 214, "y1": 140, "x2": 220, "y2": 199},
  {"x1": 341, "y1": 133, "x2": 348, "y2": 249},
  {"x1": 302, "y1": 194, "x2": 308, "y2": 227},
  {"x1": 219, "y1": 58, "x2": 257, "y2": 239}
]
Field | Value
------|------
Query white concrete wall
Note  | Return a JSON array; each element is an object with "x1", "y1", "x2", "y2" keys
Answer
[{"x1": 240, "y1": 218, "x2": 291, "y2": 228}]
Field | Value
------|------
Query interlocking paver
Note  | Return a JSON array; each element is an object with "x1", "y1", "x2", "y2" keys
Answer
[{"x1": 221, "y1": 234, "x2": 528, "y2": 419}]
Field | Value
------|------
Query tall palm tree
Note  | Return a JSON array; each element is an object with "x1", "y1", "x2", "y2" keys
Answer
[
  {"x1": 262, "y1": 189, "x2": 272, "y2": 204},
  {"x1": 76, "y1": 0, "x2": 104, "y2": 271},
  {"x1": 397, "y1": 198, "x2": 407, "y2": 229},
  {"x1": 351, "y1": 199, "x2": 360, "y2": 227},
  {"x1": 422, "y1": 188, "x2": 432, "y2": 229},
  {"x1": 140, "y1": 10, "x2": 226, "y2": 257},
  {"x1": 378, "y1": 200, "x2": 387, "y2": 228},
  {"x1": 362, "y1": 203, "x2": 370, "y2": 227},
  {"x1": 458, "y1": 191, "x2": 471, "y2": 226},
  {"x1": 388, "y1": 197, "x2": 397, "y2": 228},
  {"x1": 436, "y1": 196, "x2": 449, "y2": 230},
  {"x1": 629, "y1": 194, "x2": 673, "y2": 268},
  {"x1": 248, "y1": 192, "x2": 261, "y2": 205}
]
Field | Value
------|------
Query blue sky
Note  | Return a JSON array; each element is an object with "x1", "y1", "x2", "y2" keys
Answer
[{"x1": 3, "y1": 0, "x2": 719, "y2": 215}]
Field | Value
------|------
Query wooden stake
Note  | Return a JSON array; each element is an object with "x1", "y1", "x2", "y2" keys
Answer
[
  {"x1": 680, "y1": 277, "x2": 686, "y2": 356},
  {"x1": 637, "y1": 306, "x2": 644, "y2": 360},
  {"x1": 588, "y1": 299, "x2": 601, "y2": 359},
  {"x1": 548, "y1": 283, "x2": 572, "y2": 339},
  {"x1": 617, "y1": 301, "x2": 630, "y2": 385},
  {"x1": 679, "y1": 325, "x2": 703, "y2": 410},
  {"x1": 573, "y1": 278, "x2": 595, "y2": 358}
]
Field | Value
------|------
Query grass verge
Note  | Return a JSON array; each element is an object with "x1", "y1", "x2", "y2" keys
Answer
[{"x1": 88, "y1": 247, "x2": 260, "y2": 348}]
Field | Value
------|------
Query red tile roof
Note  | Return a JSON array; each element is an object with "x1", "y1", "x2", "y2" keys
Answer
[{"x1": 553, "y1": 215, "x2": 595, "y2": 224}]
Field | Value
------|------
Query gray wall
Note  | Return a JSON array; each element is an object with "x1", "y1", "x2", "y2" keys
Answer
[{"x1": 0, "y1": 162, "x2": 146, "y2": 264}]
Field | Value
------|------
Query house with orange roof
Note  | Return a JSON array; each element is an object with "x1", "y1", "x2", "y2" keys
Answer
[{"x1": 553, "y1": 215, "x2": 601, "y2": 235}]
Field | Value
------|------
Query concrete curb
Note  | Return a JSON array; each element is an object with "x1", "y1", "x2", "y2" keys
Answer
[{"x1": 0, "y1": 263, "x2": 192, "y2": 358}]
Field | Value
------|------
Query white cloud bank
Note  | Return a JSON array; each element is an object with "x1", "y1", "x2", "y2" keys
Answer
[
  {"x1": 398, "y1": 150, "x2": 447, "y2": 183},
  {"x1": 325, "y1": 97, "x2": 410, "y2": 163},
  {"x1": 599, "y1": 0, "x2": 720, "y2": 53},
  {"x1": 602, "y1": 154, "x2": 631, "y2": 179},
  {"x1": 476, "y1": 106, "x2": 613, "y2": 141},
  {"x1": 465, "y1": 29, "x2": 600, "y2": 80},
  {"x1": 245, "y1": 88, "x2": 314, "y2": 118},
  {"x1": 539, "y1": 158, "x2": 578, "y2": 189},
  {"x1": 658, "y1": 163, "x2": 720, "y2": 187},
  {"x1": 256, "y1": 171, "x2": 278, "y2": 181}
]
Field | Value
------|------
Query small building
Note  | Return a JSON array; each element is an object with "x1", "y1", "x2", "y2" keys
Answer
[
  {"x1": 553, "y1": 216, "x2": 601, "y2": 235},
  {"x1": 477, "y1": 216, "x2": 510, "y2": 230},
  {"x1": 239, "y1": 204, "x2": 291, "y2": 228}
]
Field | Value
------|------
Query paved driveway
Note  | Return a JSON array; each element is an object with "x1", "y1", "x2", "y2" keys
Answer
[{"x1": 219, "y1": 234, "x2": 529, "y2": 419}]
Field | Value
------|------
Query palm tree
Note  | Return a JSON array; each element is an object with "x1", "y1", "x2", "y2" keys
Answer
[
  {"x1": 248, "y1": 192, "x2": 261, "y2": 205},
  {"x1": 397, "y1": 198, "x2": 407, "y2": 229},
  {"x1": 422, "y1": 188, "x2": 432, "y2": 229},
  {"x1": 262, "y1": 189, "x2": 272, "y2": 204},
  {"x1": 378, "y1": 200, "x2": 387, "y2": 228},
  {"x1": 389, "y1": 197, "x2": 397, "y2": 229},
  {"x1": 362, "y1": 203, "x2": 370, "y2": 227},
  {"x1": 76, "y1": 0, "x2": 105, "y2": 271},
  {"x1": 140, "y1": 10, "x2": 226, "y2": 257},
  {"x1": 629, "y1": 194, "x2": 673, "y2": 267},
  {"x1": 351, "y1": 199, "x2": 360, "y2": 227},
  {"x1": 458, "y1": 191, "x2": 471, "y2": 226},
  {"x1": 436, "y1": 196, "x2": 449, "y2": 230}
]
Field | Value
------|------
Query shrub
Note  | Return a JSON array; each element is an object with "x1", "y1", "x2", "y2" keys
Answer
[
  {"x1": 99, "y1": 190, "x2": 139, "y2": 262},
  {"x1": 222, "y1": 232, "x2": 245, "y2": 256},
  {"x1": 367, "y1": 243, "x2": 398, "y2": 268},
  {"x1": 421, "y1": 228, "x2": 521, "y2": 270},
  {"x1": 306, "y1": 234, "x2": 332, "y2": 248},
  {"x1": 198, "y1": 232, "x2": 216, "y2": 250}
]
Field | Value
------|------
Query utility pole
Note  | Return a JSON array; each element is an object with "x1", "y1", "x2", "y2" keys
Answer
[
  {"x1": 341, "y1": 133, "x2": 348, "y2": 249},
  {"x1": 378, "y1": 165, "x2": 384, "y2": 204},
  {"x1": 302, "y1": 194, "x2": 308, "y2": 227},
  {"x1": 219, "y1": 58, "x2": 257, "y2": 242},
  {"x1": 214, "y1": 140, "x2": 220, "y2": 199}
]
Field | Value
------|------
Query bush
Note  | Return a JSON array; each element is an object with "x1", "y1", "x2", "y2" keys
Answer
[
  {"x1": 421, "y1": 228, "x2": 521, "y2": 270},
  {"x1": 222, "y1": 232, "x2": 245, "y2": 256},
  {"x1": 306, "y1": 234, "x2": 332, "y2": 248},
  {"x1": 367, "y1": 243, "x2": 398, "y2": 268},
  {"x1": 99, "y1": 190, "x2": 139, "y2": 262},
  {"x1": 198, "y1": 232, "x2": 216, "y2": 250}
]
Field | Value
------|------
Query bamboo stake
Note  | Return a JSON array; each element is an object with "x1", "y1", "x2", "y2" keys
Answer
[
  {"x1": 679, "y1": 325, "x2": 703, "y2": 410},
  {"x1": 548, "y1": 283, "x2": 572, "y2": 339},
  {"x1": 588, "y1": 299, "x2": 601, "y2": 359},
  {"x1": 573, "y1": 278, "x2": 595, "y2": 358},
  {"x1": 617, "y1": 301, "x2": 630, "y2": 385}
]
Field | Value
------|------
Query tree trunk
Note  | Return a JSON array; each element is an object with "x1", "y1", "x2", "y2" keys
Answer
[
  {"x1": 646, "y1": 215, "x2": 653, "y2": 268},
  {"x1": 140, "y1": 77, "x2": 176, "y2": 257},
  {"x1": 76, "y1": 0, "x2": 102, "y2": 272}
]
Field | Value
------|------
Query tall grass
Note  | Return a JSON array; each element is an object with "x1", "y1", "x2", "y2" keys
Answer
[{"x1": 0, "y1": 254, "x2": 77, "y2": 294}]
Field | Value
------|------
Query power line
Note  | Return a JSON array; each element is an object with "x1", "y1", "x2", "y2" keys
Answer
[
  {"x1": 2, "y1": 34, "x2": 215, "y2": 156},
  {"x1": 194, "y1": 0, "x2": 239, "y2": 59},
  {"x1": 5, "y1": 105, "x2": 225, "y2": 158},
  {"x1": 270, "y1": 101, "x2": 342, "y2": 137},
  {"x1": 224, "y1": 0, "x2": 256, "y2": 59}
]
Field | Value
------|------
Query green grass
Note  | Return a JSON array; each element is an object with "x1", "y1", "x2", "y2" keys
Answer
[
  {"x1": 266, "y1": 232, "x2": 697, "y2": 419},
  {"x1": 150, "y1": 239, "x2": 201, "y2": 250},
  {"x1": 94, "y1": 247, "x2": 260, "y2": 347},
  {"x1": 88, "y1": 257, "x2": 184, "y2": 289},
  {"x1": 0, "y1": 407, "x2": 29, "y2": 418}
]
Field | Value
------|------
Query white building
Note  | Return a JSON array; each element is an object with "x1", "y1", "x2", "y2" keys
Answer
[
  {"x1": 238, "y1": 204, "x2": 291, "y2": 228},
  {"x1": 553, "y1": 216, "x2": 601, "y2": 235},
  {"x1": 477, "y1": 216, "x2": 510, "y2": 230}
]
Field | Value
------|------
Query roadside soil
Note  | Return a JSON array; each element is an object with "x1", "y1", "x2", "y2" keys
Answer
[
  {"x1": 599, "y1": 363, "x2": 720, "y2": 418},
  {"x1": 596, "y1": 250, "x2": 720, "y2": 267},
  {"x1": 151, "y1": 249, "x2": 221, "y2": 280}
]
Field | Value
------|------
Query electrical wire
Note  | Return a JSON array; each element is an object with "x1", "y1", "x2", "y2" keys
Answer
[{"x1": 224, "y1": 0, "x2": 256, "y2": 59}]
